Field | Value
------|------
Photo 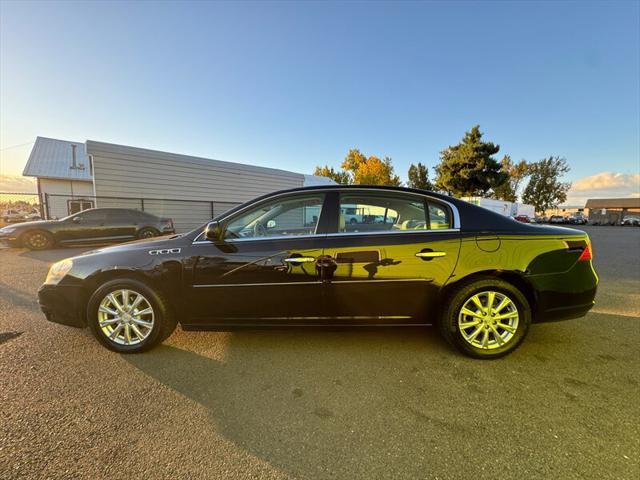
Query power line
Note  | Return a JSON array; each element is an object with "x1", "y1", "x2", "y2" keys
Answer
[{"x1": 0, "y1": 141, "x2": 34, "y2": 152}]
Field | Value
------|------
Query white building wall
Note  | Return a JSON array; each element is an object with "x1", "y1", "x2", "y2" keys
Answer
[{"x1": 40, "y1": 178, "x2": 94, "y2": 219}]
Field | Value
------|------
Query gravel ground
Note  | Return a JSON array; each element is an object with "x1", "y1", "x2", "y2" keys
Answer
[{"x1": 0, "y1": 226, "x2": 638, "y2": 480}]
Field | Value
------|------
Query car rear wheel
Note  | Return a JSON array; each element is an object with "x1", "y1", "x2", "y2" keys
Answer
[
  {"x1": 87, "y1": 279, "x2": 177, "y2": 353},
  {"x1": 22, "y1": 230, "x2": 54, "y2": 250},
  {"x1": 137, "y1": 227, "x2": 160, "y2": 239},
  {"x1": 439, "y1": 277, "x2": 531, "y2": 359}
]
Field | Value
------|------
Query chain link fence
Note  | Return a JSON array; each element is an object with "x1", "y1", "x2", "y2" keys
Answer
[{"x1": 0, "y1": 192, "x2": 239, "y2": 232}]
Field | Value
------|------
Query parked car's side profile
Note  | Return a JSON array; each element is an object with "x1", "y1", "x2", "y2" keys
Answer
[
  {"x1": 37, "y1": 186, "x2": 598, "y2": 359},
  {"x1": 621, "y1": 216, "x2": 640, "y2": 226},
  {"x1": 0, "y1": 208, "x2": 174, "y2": 250},
  {"x1": 549, "y1": 215, "x2": 566, "y2": 224}
]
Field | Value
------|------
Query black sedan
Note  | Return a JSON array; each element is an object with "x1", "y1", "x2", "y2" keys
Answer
[
  {"x1": 37, "y1": 186, "x2": 598, "y2": 358},
  {"x1": 0, "y1": 208, "x2": 174, "y2": 250}
]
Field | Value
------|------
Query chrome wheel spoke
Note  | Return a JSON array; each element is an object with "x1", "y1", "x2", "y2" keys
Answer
[
  {"x1": 99, "y1": 317, "x2": 120, "y2": 327},
  {"x1": 129, "y1": 294, "x2": 144, "y2": 310},
  {"x1": 470, "y1": 295, "x2": 484, "y2": 311},
  {"x1": 467, "y1": 325, "x2": 484, "y2": 342},
  {"x1": 493, "y1": 311, "x2": 518, "y2": 321},
  {"x1": 130, "y1": 323, "x2": 145, "y2": 340},
  {"x1": 459, "y1": 319, "x2": 481, "y2": 329},
  {"x1": 124, "y1": 324, "x2": 132, "y2": 344},
  {"x1": 460, "y1": 307, "x2": 484, "y2": 319},
  {"x1": 487, "y1": 291, "x2": 496, "y2": 311},
  {"x1": 132, "y1": 318, "x2": 153, "y2": 328},
  {"x1": 489, "y1": 325, "x2": 505, "y2": 345},
  {"x1": 121, "y1": 290, "x2": 130, "y2": 310},
  {"x1": 107, "y1": 293, "x2": 123, "y2": 312},
  {"x1": 110, "y1": 323, "x2": 124, "y2": 339},
  {"x1": 481, "y1": 329, "x2": 489, "y2": 348},
  {"x1": 136, "y1": 307, "x2": 153, "y2": 316},
  {"x1": 493, "y1": 297, "x2": 511, "y2": 314},
  {"x1": 99, "y1": 305, "x2": 119, "y2": 316},
  {"x1": 497, "y1": 322, "x2": 516, "y2": 333}
]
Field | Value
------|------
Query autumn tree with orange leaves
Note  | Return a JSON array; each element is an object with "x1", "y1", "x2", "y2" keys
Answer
[{"x1": 314, "y1": 149, "x2": 402, "y2": 186}]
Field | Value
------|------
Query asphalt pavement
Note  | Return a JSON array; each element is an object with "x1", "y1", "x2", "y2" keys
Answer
[{"x1": 1, "y1": 226, "x2": 638, "y2": 479}]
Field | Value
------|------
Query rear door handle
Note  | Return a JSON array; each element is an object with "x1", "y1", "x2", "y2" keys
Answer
[
  {"x1": 415, "y1": 251, "x2": 446, "y2": 258},
  {"x1": 284, "y1": 256, "x2": 316, "y2": 263}
]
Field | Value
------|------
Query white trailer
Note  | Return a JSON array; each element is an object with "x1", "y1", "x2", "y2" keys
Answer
[{"x1": 463, "y1": 197, "x2": 535, "y2": 219}]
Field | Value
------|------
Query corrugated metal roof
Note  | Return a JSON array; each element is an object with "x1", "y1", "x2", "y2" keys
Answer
[
  {"x1": 22, "y1": 137, "x2": 93, "y2": 181},
  {"x1": 585, "y1": 198, "x2": 640, "y2": 209},
  {"x1": 303, "y1": 174, "x2": 336, "y2": 186}
]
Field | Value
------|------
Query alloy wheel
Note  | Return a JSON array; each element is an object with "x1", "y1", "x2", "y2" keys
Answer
[
  {"x1": 458, "y1": 290, "x2": 519, "y2": 350},
  {"x1": 97, "y1": 289, "x2": 155, "y2": 346},
  {"x1": 27, "y1": 232, "x2": 48, "y2": 249}
]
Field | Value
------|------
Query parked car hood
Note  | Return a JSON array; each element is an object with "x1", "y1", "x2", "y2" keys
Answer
[
  {"x1": 81, "y1": 234, "x2": 185, "y2": 256},
  {"x1": 2, "y1": 219, "x2": 59, "y2": 229}
]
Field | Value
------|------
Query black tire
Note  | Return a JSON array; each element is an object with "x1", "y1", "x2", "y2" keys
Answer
[
  {"x1": 22, "y1": 230, "x2": 54, "y2": 250},
  {"x1": 137, "y1": 227, "x2": 160, "y2": 239},
  {"x1": 87, "y1": 278, "x2": 177, "y2": 353},
  {"x1": 438, "y1": 277, "x2": 531, "y2": 359}
]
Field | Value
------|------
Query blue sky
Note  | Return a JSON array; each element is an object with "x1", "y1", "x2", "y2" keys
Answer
[{"x1": 1, "y1": 0, "x2": 638, "y2": 202}]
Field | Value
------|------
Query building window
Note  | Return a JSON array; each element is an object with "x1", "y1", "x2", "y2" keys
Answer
[{"x1": 68, "y1": 199, "x2": 94, "y2": 215}]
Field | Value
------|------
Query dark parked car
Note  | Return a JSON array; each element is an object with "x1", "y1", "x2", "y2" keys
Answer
[
  {"x1": 37, "y1": 186, "x2": 598, "y2": 359},
  {"x1": 0, "y1": 208, "x2": 174, "y2": 250}
]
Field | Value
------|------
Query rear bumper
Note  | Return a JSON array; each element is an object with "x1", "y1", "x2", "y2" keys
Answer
[
  {"x1": 531, "y1": 261, "x2": 598, "y2": 323},
  {"x1": 38, "y1": 284, "x2": 87, "y2": 328}
]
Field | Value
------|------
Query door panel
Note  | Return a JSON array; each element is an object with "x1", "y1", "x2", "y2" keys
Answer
[
  {"x1": 57, "y1": 210, "x2": 109, "y2": 243},
  {"x1": 322, "y1": 232, "x2": 461, "y2": 323},
  {"x1": 187, "y1": 237, "x2": 326, "y2": 324}
]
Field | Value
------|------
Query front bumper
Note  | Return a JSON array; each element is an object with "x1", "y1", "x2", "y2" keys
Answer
[
  {"x1": 0, "y1": 233, "x2": 21, "y2": 248},
  {"x1": 38, "y1": 284, "x2": 87, "y2": 328}
]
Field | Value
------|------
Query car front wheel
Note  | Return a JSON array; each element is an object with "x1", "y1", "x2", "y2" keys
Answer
[
  {"x1": 87, "y1": 279, "x2": 176, "y2": 353},
  {"x1": 22, "y1": 230, "x2": 54, "y2": 250},
  {"x1": 439, "y1": 277, "x2": 531, "y2": 359}
]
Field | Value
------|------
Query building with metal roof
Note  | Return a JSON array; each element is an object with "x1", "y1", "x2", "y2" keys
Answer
[
  {"x1": 585, "y1": 197, "x2": 640, "y2": 225},
  {"x1": 22, "y1": 137, "x2": 334, "y2": 228}
]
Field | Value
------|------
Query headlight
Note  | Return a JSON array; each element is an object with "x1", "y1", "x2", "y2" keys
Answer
[
  {"x1": 0, "y1": 226, "x2": 16, "y2": 233},
  {"x1": 45, "y1": 259, "x2": 73, "y2": 285}
]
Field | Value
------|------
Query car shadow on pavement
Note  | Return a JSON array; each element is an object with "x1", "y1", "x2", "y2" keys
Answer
[{"x1": 124, "y1": 328, "x2": 471, "y2": 479}]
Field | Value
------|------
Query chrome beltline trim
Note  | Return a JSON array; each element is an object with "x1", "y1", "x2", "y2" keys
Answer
[{"x1": 193, "y1": 278, "x2": 432, "y2": 288}]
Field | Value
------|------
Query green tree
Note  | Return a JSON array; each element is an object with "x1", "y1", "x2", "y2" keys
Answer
[
  {"x1": 407, "y1": 162, "x2": 434, "y2": 190},
  {"x1": 492, "y1": 155, "x2": 530, "y2": 202},
  {"x1": 434, "y1": 125, "x2": 508, "y2": 196},
  {"x1": 522, "y1": 156, "x2": 571, "y2": 213},
  {"x1": 313, "y1": 165, "x2": 351, "y2": 184}
]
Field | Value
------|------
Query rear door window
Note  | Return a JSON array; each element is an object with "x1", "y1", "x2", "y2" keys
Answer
[{"x1": 338, "y1": 193, "x2": 428, "y2": 234}]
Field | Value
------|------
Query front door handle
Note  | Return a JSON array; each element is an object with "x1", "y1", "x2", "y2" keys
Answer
[
  {"x1": 284, "y1": 256, "x2": 316, "y2": 264},
  {"x1": 415, "y1": 251, "x2": 446, "y2": 258}
]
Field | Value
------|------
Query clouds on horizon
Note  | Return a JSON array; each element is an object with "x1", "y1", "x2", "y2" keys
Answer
[
  {"x1": 566, "y1": 172, "x2": 640, "y2": 205},
  {"x1": 0, "y1": 174, "x2": 36, "y2": 194}
]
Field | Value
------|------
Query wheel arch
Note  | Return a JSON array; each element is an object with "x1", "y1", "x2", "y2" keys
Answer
[{"x1": 442, "y1": 270, "x2": 538, "y2": 317}]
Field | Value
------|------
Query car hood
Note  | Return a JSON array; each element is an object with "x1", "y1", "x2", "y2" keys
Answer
[
  {"x1": 80, "y1": 234, "x2": 184, "y2": 256},
  {"x1": 1, "y1": 219, "x2": 59, "y2": 230}
]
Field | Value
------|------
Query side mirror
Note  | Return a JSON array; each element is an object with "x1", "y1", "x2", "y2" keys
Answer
[
  {"x1": 72, "y1": 217, "x2": 80, "y2": 223},
  {"x1": 266, "y1": 219, "x2": 276, "y2": 229},
  {"x1": 205, "y1": 221, "x2": 225, "y2": 241}
]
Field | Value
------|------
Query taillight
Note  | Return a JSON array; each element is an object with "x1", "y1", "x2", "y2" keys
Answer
[{"x1": 578, "y1": 244, "x2": 592, "y2": 261}]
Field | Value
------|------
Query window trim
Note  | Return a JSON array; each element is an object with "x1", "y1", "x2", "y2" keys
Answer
[{"x1": 192, "y1": 188, "x2": 460, "y2": 244}]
